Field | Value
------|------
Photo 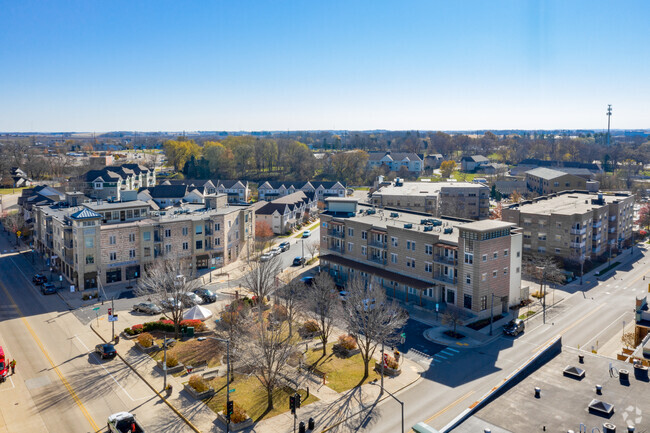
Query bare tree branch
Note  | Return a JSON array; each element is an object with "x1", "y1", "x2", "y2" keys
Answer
[{"x1": 300, "y1": 273, "x2": 342, "y2": 356}]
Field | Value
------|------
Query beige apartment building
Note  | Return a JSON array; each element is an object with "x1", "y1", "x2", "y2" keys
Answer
[
  {"x1": 320, "y1": 198, "x2": 523, "y2": 319},
  {"x1": 525, "y1": 167, "x2": 587, "y2": 195},
  {"x1": 502, "y1": 191, "x2": 634, "y2": 262},
  {"x1": 371, "y1": 181, "x2": 490, "y2": 220},
  {"x1": 33, "y1": 198, "x2": 254, "y2": 290}
]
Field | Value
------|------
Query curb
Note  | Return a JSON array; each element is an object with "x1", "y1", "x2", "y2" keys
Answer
[{"x1": 89, "y1": 323, "x2": 202, "y2": 433}]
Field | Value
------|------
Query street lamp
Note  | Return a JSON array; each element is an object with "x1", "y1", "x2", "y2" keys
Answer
[
  {"x1": 369, "y1": 381, "x2": 404, "y2": 433},
  {"x1": 536, "y1": 266, "x2": 547, "y2": 324},
  {"x1": 201, "y1": 337, "x2": 231, "y2": 433}
]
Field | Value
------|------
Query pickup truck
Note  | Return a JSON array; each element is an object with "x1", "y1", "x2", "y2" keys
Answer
[{"x1": 107, "y1": 412, "x2": 145, "y2": 433}]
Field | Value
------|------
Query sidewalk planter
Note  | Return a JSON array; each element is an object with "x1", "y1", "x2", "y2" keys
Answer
[
  {"x1": 217, "y1": 412, "x2": 254, "y2": 432},
  {"x1": 135, "y1": 342, "x2": 160, "y2": 353},
  {"x1": 120, "y1": 332, "x2": 138, "y2": 341},
  {"x1": 156, "y1": 361, "x2": 185, "y2": 375},
  {"x1": 374, "y1": 362, "x2": 402, "y2": 377},
  {"x1": 333, "y1": 346, "x2": 360, "y2": 358},
  {"x1": 183, "y1": 383, "x2": 215, "y2": 400}
]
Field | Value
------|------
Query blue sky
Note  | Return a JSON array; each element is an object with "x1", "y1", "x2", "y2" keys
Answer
[{"x1": 0, "y1": 1, "x2": 648, "y2": 132}]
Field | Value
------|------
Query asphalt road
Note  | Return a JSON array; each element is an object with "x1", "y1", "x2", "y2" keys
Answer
[
  {"x1": 0, "y1": 232, "x2": 194, "y2": 433},
  {"x1": 353, "y1": 245, "x2": 649, "y2": 433}
]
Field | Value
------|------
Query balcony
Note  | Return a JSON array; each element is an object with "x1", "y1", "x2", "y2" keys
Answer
[
  {"x1": 368, "y1": 239, "x2": 387, "y2": 249},
  {"x1": 593, "y1": 221, "x2": 602, "y2": 228},
  {"x1": 593, "y1": 234, "x2": 601, "y2": 241},
  {"x1": 570, "y1": 241, "x2": 586, "y2": 248},
  {"x1": 433, "y1": 274, "x2": 456, "y2": 285},
  {"x1": 609, "y1": 227, "x2": 616, "y2": 233},
  {"x1": 571, "y1": 227, "x2": 587, "y2": 235},
  {"x1": 592, "y1": 246, "x2": 601, "y2": 254},
  {"x1": 433, "y1": 255, "x2": 456, "y2": 265},
  {"x1": 328, "y1": 229, "x2": 345, "y2": 239},
  {"x1": 64, "y1": 240, "x2": 74, "y2": 249},
  {"x1": 328, "y1": 245, "x2": 344, "y2": 254},
  {"x1": 368, "y1": 255, "x2": 386, "y2": 265},
  {"x1": 610, "y1": 216, "x2": 616, "y2": 221}
]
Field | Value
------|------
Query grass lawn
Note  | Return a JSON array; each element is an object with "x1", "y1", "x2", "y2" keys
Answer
[
  {"x1": 206, "y1": 374, "x2": 318, "y2": 422},
  {"x1": 354, "y1": 187, "x2": 370, "y2": 191},
  {"x1": 151, "y1": 337, "x2": 222, "y2": 369},
  {"x1": 0, "y1": 187, "x2": 29, "y2": 195},
  {"x1": 304, "y1": 343, "x2": 380, "y2": 393},
  {"x1": 451, "y1": 171, "x2": 477, "y2": 182},
  {"x1": 518, "y1": 310, "x2": 536, "y2": 320}
]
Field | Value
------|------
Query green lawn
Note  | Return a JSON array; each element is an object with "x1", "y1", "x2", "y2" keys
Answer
[
  {"x1": 0, "y1": 187, "x2": 29, "y2": 195},
  {"x1": 304, "y1": 343, "x2": 381, "y2": 393},
  {"x1": 451, "y1": 171, "x2": 477, "y2": 182},
  {"x1": 206, "y1": 374, "x2": 318, "y2": 422}
]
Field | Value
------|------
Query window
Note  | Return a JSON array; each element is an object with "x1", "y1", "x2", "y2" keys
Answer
[
  {"x1": 425, "y1": 288, "x2": 433, "y2": 298},
  {"x1": 538, "y1": 246, "x2": 546, "y2": 253},
  {"x1": 516, "y1": 267, "x2": 520, "y2": 273},
  {"x1": 215, "y1": 237, "x2": 220, "y2": 246},
  {"x1": 143, "y1": 231, "x2": 151, "y2": 241},
  {"x1": 361, "y1": 231, "x2": 367, "y2": 240},
  {"x1": 408, "y1": 287, "x2": 416, "y2": 295},
  {"x1": 425, "y1": 262, "x2": 432, "y2": 272},
  {"x1": 493, "y1": 251, "x2": 498, "y2": 259},
  {"x1": 86, "y1": 255, "x2": 94, "y2": 264},
  {"x1": 134, "y1": 209, "x2": 140, "y2": 218},
  {"x1": 196, "y1": 225, "x2": 203, "y2": 235},
  {"x1": 464, "y1": 253, "x2": 473, "y2": 264},
  {"x1": 110, "y1": 252, "x2": 117, "y2": 261},
  {"x1": 406, "y1": 241, "x2": 415, "y2": 251},
  {"x1": 144, "y1": 247, "x2": 151, "y2": 257},
  {"x1": 165, "y1": 244, "x2": 172, "y2": 253},
  {"x1": 538, "y1": 233, "x2": 547, "y2": 241},
  {"x1": 504, "y1": 267, "x2": 508, "y2": 275},
  {"x1": 348, "y1": 242, "x2": 353, "y2": 252},
  {"x1": 196, "y1": 240, "x2": 203, "y2": 250},
  {"x1": 183, "y1": 242, "x2": 189, "y2": 250},
  {"x1": 126, "y1": 249, "x2": 135, "y2": 259},
  {"x1": 504, "y1": 249, "x2": 508, "y2": 257},
  {"x1": 493, "y1": 270, "x2": 497, "y2": 278},
  {"x1": 554, "y1": 182, "x2": 559, "y2": 187},
  {"x1": 406, "y1": 258, "x2": 415, "y2": 268},
  {"x1": 214, "y1": 223, "x2": 221, "y2": 231},
  {"x1": 425, "y1": 244, "x2": 433, "y2": 255},
  {"x1": 85, "y1": 237, "x2": 94, "y2": 248},
  {"x1": 517, "y1": 251, "x2": 521, "y2": 258},
  {"x1": 361, "y1": 246, "x2": 367, "y2": 255},
  {"x1": 348, "y1": 228, "x2": 354, "y2": 237},
  {"x1": 555, "y1": 248, "x2": 561, "y2": 254},
  {"x1": 464, "y1": 294, "x2": 472, "y2": 309},
  {"x1": 482, "y1": 254, "x2": 487, "y2": 262},
  {"x1": 481, "y1": 273, "x2": 487, "y2": 281},
  {"x1": 164, "y1": 229, "x2": 171, "y2": 238},
  {"x1": 109, "y1": 235, "x2": 116, "y2": 245},
  {"x1": 182, "y1": 227, "x2": 189, "y2": 236},
  {"x1": 391, "y1": 237, "x2": 398, "y2": 247},
  {"x1": 391, "y1": 253, "x2": 398, "y2": 264}
]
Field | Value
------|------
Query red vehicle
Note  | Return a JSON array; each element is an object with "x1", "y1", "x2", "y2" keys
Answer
[{"x1": 0, "y1": 346, "x2": 8, "y2": 383}]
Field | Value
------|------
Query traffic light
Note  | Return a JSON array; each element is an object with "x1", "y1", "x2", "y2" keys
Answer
[
  {"x1": 227, "y1": 400, "x2": 234, "y2": 416},
  {"x1": 289, "y1": 395, "x2": 295, "y2": 414},
  {"x1": 295, "y1": 393, "x2": 301, "y2": 409}
]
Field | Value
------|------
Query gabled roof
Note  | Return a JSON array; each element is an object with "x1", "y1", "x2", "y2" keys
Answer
[
  {"x1": 149, "y1": 184, "x2": 189, "y2": 199},
  {"x1": 216, "y1": 179, "x2": 247, "y2": 189},
  {"x1": 70, "y1": 208, "x2": 102, "y2": 220},
  {"x1": 310, "y1": 181, "x2": 342, "y2": 190},
  {"x1": 461, "y1": 155, "x2": 489, "y2": 162},
  {"x1": 120, "y1": 163, "x2": 152, "y2": 175},
  {"x1": 83, "y1": 169, "x2": 122, "y2": 182},
  {"x1": 367, "y1": 151, "x2": 423, "y2": 162},
  {"x1": 255, "y1": 202, "x2": 290, "y2": 215}
]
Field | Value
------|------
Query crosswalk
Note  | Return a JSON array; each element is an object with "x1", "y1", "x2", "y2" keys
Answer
[
  {"x1": 406, "y1": 346, "x2": 461, "y2": 365},
  {"x1": 432, "y1": 347, "x2": 460, "y2": 363}
]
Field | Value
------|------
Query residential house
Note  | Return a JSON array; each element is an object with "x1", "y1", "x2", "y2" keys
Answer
[
  {"x1": 461, "y1": 155, "x2": 490, "y2": 172},
  {"x1": 367, "y1": 151, "x2": 424, "y2": 174},
  {"x1": 255, "y1": 191, "x2": 317, "y2": 234},
  {"x1": 80, "y1": 164, "x2": 156, "y2": 201},
  {"x1": 257, "y1": 181, "x2": 345, "y2": 202}
]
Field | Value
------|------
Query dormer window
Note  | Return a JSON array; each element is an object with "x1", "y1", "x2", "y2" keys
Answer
[{"x1": 94, "y1": 182, "x2": 103, "y2": 189}]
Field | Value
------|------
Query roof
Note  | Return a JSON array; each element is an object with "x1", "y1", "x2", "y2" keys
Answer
[
  {"x1": 461, "y1": 155, "x2": 489, "y2": 162},
  {"x1": 70, "y1": 208, "x2": 102, "y2": 220},
  {"x1": 216, "y1": 179, "x2": 247, "y2": 189},
  {"x1": 367, "y1": 151, "x2": 423, "y2": 162},
  {"x1": 272, "y1": 191, "x2": 312, "y2": 205},
  {"x1": 120, "y1": 163, "x2": 151, "y2": 175},
  {"x1": 83, "y1": 169, "x2": 122, "y2": 182},
  {"x1": 525, "y1": 167, "x2": 571, "y2": 180},
  {"x1": 149, "y1": 185, "x2": 189, "y2": 199},
  {"x1": 373, "y1": 181, "x2": 487, "y2": 197},
  {"x1": 553, "y1": 167, "x2": 595, "y2": 177},
  {"x1": 459, "y1": 220, "x2": 514, "y2": 232},
  {"x1": 85, "y1": 200, "x2": 150, "y2": 211},
  {"x1": 504, "y1": 191, "x2": 633, "y2": 216},
  {"x1": 255, "y1": 202, "x2": 290, "y2": 215}
]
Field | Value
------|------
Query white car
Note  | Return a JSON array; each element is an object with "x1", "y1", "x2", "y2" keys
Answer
[
  {"x1": 270, "y1": 247, "x2": 281, "y2": 256},
  {"x1": 260, "y1": 252, "x2": 273, "y2": 262}
]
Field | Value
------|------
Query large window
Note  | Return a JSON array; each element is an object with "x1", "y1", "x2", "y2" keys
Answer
[
  {"x1": 196, "y1": 240, "x2": 203, "y2": 250},
  {"x1": 143, "y1": 231, "x2": 151, "y2": 242},
  {"x1": 196, "y1": 225, "x2": 203, "y2": 235},
  {"x1": 464, "y1": 294, "x2": 473, "y2": 309},
  {"x1": 464, "y1": 253, "x2": 473, "y2": 264}
]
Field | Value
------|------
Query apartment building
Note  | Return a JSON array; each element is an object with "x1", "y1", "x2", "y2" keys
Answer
[
  {"x1": 371, "y1": 181, "x2": 490, "y2": 220},
  {"x1": 161, "y1": 179, "x2": 250, "y2": 204},
  {"x1": 367, "y1": 151, "x2": 424, "y2": 174},
  {"x1": 254, "y1": 191, "x2": 318, "y2": 234},
  {"x1": 257, "y1": 181, "x2": 346, "y2": 202},
  {"x1": 33, "y1": 199, "x2": 254, "y2": 290},
  {"x1": 320, "y1": 198, "x2": 523, "y2": 319},
  {"x1": 80, "y1": 164, "x2": 156, "y2": 201},
  {"x1": 525, "y1": 167, "x2": 587, "y2": 195},
  {"x1": 502, "y1": 191, "x2": 635, "y2": 262}
]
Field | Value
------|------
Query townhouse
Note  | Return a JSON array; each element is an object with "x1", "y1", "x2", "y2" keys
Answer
[
  {"x1": 161, "y1": 179, "x2": 250, "y2": 204},
  {"x1": 257, "y1": 181, "x2": 346, "y2": 202},
  {"x1": 80, "y1": 164, "x2": 156, "y2": 201},
  {"x1": 320, "y1": 198, "x2": 523, "y2": 319},
  {"x1": 366, "y1": 151, "x2": 424, "y2": 175},
  {"x1": 33, "y1": 197, "x2": 254, "y2": 291},
  {"x1": 501, "y1": 191, "x2": 635, "y2": 262},
  {"x1": 254, "y1": 191, "x2": 318, "y2": 234},
  {"x1": 371, "y1": 181, "x2": 490, "y2": 220},
  {"x1": 137, "y1": 184, "x2": 207, "y2": 207}
]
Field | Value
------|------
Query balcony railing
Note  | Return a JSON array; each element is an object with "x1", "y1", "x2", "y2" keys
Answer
[
  {"x1": 368, "y1": 256, "x2": 386, "y2": 265},
  {"x1": 433, "y1": 255, "x2": 456, "y2": 265},
  {"x1": 328, "y1": 245, "x2": 344, "y2": 254},
  {"x1": 609, "y1": 227, "x2": 616, "y2": 233},
  {"x1": 433, "y1": 274, "x2": 456, "y2": 285},
  {"x1": 593, "y1": 221, "x2": 602, "y2": 228},
  {"x1": 368, "y1": 240, "x2": 387, "y2": 249},
  {"x1": 570, "y1": 227, "x2": 587, "y2": 235},
  {"x1": 570, "y1": 241, "x2": 586, "y2": 248},
  {"x1": 593, "y1": 234, "x2": 601, "y2": 241},
  {"x1": 328, "y1": 230, "x2": 345, "y2": 239}
]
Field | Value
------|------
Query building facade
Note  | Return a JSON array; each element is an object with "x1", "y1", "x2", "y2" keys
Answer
[
  {"x1": 257, "y1": 181, "x2": 346, "y2": 202},
  {"x1": 525, "y1": 168, "x2": 587, "y2": 195},
  {"x1": 254, "y1": 191, "x2": 317, "y2": 235},
  {"x1": 320, "y1": 198, "x2": 523, "y2": 319},
  {"x1": 502, "y1": 191, "x2": 634, "y2": 262},
  {"x1": 367, "y1": 151, "x2": 423, "y2": 174},
  {"x1": 80, "y1": 164, "x2": 156, "y2": 201}
]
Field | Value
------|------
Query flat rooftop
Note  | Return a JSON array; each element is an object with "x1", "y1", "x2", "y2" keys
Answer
[
  {"x1": 85, "y1": 200, "x2": 150, "y2": 211},
  {"x1": 508, "y1": 192, "x2": 632, "y2": 216},
  {"x1": 451, "y1": 347, "x2": 648, "y2": 433},
  {"x1": 373, "y1": 181, "x2": 486, "y2": 197}
]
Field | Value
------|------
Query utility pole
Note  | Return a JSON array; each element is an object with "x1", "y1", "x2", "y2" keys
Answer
[
  {"x1": 163, "y1": 331, "x2": 168, "y2": 390},
  {"x1": 537, "y1": 266, "x2": 546, "y2": 324},
  {"x1": 111, "y1": 297, "x2": 115, "y2": 342},
  {"x1": 606, "y1": 104, "x2": 612, "y2": 146},
  {"x1": 489, "y1": 293, "x2": 495, "y2": 336}
]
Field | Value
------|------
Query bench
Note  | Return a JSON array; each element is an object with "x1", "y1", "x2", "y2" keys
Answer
[
  {"x1": 202, "y1": 368, "x2": 221, "y2": 380},
  {"x1": 185, "y1": 360, "x2": 208, "y2": 374}
]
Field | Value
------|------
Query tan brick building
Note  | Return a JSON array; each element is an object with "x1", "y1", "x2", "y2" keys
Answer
[
  {"x1": 502, "y1": 191, "x2": 634, "y2": 262},
  {"x1": 525, "y1": 168, "x2": 587, "y2": 195},
  {"x1": 34, "y1": 199, "x2": 254, "y2": 290},
  {"x1": 320, "y1": 198, "x2": 523, "y2": 319}
]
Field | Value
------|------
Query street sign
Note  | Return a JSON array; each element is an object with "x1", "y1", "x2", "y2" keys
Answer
[
  {"x1": 16, "y1": 230, "x2": 21, "y2": 237},
  {"x1": 92, "y1": 307, "x2": 100, "y2": 311},
  {"x1": 108, "y1": 315, "x2": 118, "y2": 322},
  {"x1": 228, "y1": 388, "x2": 235, "y2": 393}
]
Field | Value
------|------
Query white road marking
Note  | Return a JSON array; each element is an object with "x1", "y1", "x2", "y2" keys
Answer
[
  {"x1": 444, "y1": 347, "x2": 460, "y2": 353},
  {"x1": 582, "y1": 311, "x2": 631, "y2": 349},
  {"x1": 74, "y1": 335, "x2": 148, "y2": 402},
  {"x1": 440, "y1": 349, "x2": 456, "y2": 356},
  {"x1": 605, "y1": 292, "x2": 611, "y2": 295},
  {"x1": 434, "y1": 353, "x2": 448, "y2": 359}
]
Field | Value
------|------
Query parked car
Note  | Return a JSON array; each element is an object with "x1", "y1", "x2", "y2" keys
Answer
[
  {"x1": 194, "y1": 288, "x2": 216, "y2": 303},
  {"x1": 32, "y1": 274, "x2": 47, "y2": 285},
  {"x1": 161, "y1": 297, "x2": 181, "y2": 310},
  {"x1": 278, "y1": 241, "x2": 291, "y2": 252},
  {"x1": 132, "y1": 302, "x2": 162, "y2": 315},
  {"x1": 293, "y1": 256, "x2": 305, "y2": 266},
  {"x1": 181, "y1": 292, "x2": 202, "y2": 307},
  {"x1": 107, "y1": 412, "x2": 144, "y2": 433},
  {"x1": 300, "y1": 276, "x2": 314, "y2": 286},
  {"x1": 503, "y1": 319, "x2": 525, "y2": 336},
  {"x1": 41, "y1": 283, "x2": 56, "y2": 295},
  {"x1": 95, "y1": 343, "x2": 117, "y2": 359},
  {"x1": 270, "y1": 247, "x2": 281, "y2": 256},
  {"x1": 260, "y1": 252, "x2": 273, "y2": 262},
  {"x1": 302, "y1": 230, "x2": 311, "y2": 238}
]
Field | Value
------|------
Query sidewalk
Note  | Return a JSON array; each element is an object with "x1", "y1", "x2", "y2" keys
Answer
[{"x1": 91, "y1": 317, "x2": 424, "y2": 433}]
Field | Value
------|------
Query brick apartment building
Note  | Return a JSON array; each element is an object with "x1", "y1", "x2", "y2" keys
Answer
[
  {"x1": 371, "y1": 181, "x2": 490, "y2": 220},
  {"x1": 33, "y1": 197, "x2": 254, "y2": 290},
  {"x1": 525, "y1": 167, "x2": 587, "y2": 195},
  {"x1": 502, "y1": 191, "x2": 634, "y2": 262},
  {"x1": 320, "y1": 198, "x2": 523, "y2": 319}
]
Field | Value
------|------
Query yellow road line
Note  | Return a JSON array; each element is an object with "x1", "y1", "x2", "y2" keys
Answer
[
  {"x1": 411, "y1": 389, "x2": 475, "y2": 431},
  {"x1": 0, "y1": 280, "x2": 101, "y2": 432}
]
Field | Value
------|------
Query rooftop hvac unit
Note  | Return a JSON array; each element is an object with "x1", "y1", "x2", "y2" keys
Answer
[
  {"x1": 390, "y1": 212, "x2": 399, "y2": 218},
  {"x1": 404, "y1": 223, "x2": 413, "y2": 229}
]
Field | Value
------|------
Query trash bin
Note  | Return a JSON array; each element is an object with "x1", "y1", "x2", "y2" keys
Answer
[
  {"x1": 114, "y1": 335, "x2": 120, "y2": 344},
  {"x1": 186, "y1": 326, "x2": 195, "y2": 338},
  {"x1": 299, "y1": 421, "x2": 306, "y2": 433},
  {"x1": 308, "y1": 418, "x2": 315, "y2": 430}
]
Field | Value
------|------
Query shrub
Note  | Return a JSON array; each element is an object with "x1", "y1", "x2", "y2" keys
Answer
[
  {"x1": 137, "y1": 332, "x2": 154, "y2": 348},
  {"x1": 180, "y1": 319, "x2": 206, "y2": 332},
  {"x1": 223, "y1": 401, "x2": 248, "y2": 424},
  {"x1": 188, "y1": 374, "x2": 209, "y2": 393},
  {"x1": 131, "y1": 324, "x2": 143, "y2": 334},
  {"x1": 166, "y1": 354, "x2": 179, "y2": 368},
  {"x1": 272, "y1": 304, "x2": 288, "y2": 321},
  {"x1": 124, "y1": 327, "x2": 135, "y2": 336},
  {"x1": 384, "y1": 355, "x2": 399, "y2": 370},
  {"x1": 143, "y1": 320, "x2": 175, "y2": 333},
  {"x1": 337, "y1": 334, "x2": 357, "y2": 350},
  {"x1": 302, "y1": 320, "x2": 320, "y2": 333}
]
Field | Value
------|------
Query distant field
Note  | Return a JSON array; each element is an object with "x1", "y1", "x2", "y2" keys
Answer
[{"x1": 0, "y1": 187, "x2": 28, "y2": 195}]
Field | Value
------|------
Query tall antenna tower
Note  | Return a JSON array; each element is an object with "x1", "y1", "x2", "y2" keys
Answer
[{"x1": 606, "y1": 104, "x2": 612, "y2": 146}]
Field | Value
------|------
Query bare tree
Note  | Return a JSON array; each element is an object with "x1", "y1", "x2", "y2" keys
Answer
[
  {"x1": 276, "y1": 280, "x2": 303, "y2": 338},
  {"x1": 136, "y1": 261, "x2": 200, "y2": 338},
  {"x1": 522, "y1": 254, "x2": 566, "y2": 287},
  {"x1": 343, "y1": 278, "x2": 408, "y2": 379},
  {"x1": 241, "y1": 319, "x2": 296, "y2": 410},
  {"x1": 306, "y1": 240, "x2": 320, "y2": 261},
  {"x1": 241, "y1": 255, "x2": 283, "y2": 305},
  {"x1": 301, "y1": 273, "x2": 342, "y2": 356},
  {"x1": 441, "y1": 305, "x2": 465, "y2": 336}
]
